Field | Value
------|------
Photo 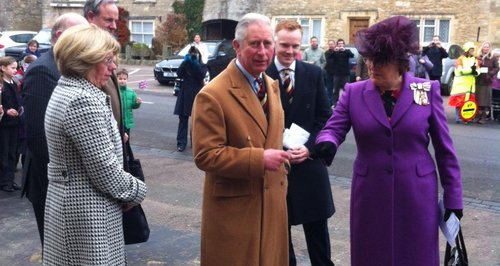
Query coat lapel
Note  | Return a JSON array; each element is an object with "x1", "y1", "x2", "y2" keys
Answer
[
  {"x1": 226, "y1": 63, "x2": 268, "y2": 136},
  {"x1": 363, "y1": 82, "x2": 391, "y2": 129},
  {"x1": 390, "y1": 73, "x2": 414, "y2": 127},
  {"x1": 263, "y1": 75, "x2": 282, "y2": 149}
]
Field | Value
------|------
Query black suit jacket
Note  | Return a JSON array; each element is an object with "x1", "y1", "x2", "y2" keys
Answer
[
  {"x1": 266, "y1": 60, "x2": 335, "y2": 225},
  {"x1": 21, "y1": 49, "x2": 60, "y2": 203}
]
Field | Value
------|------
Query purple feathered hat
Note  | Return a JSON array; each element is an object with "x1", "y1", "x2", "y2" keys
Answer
[{"x1": 355, "y1": 16, "x2": 419, "y2": 67}]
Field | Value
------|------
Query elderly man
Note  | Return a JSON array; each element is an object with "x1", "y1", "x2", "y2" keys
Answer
[
  {"x1": 83, "y1": 0, "x2": 129, "y2": 164},
  {"x1": 22, "y1": 12, "x2": 88, "y2": 246},
  {"x1": 267, "y1": 20, "x2": 335, "y2": 266},
  {"x1": 191, "y1": 13, "x2": 290, "y2": 266}
]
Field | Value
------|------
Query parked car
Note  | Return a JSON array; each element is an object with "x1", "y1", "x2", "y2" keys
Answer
[
  {"x1": 154, "y1": 40, "x2": 236, "y2": 85},
  {"x1": 440, "y1": 44, "x2": 464, "y2": 95},
  {"x1": 0, "y1": 30, "x2": 37, "y2": 57},
  {"x1": 4, "y1": 28, "x2": 52, "y2": 61},
  {"x1": 345, "y1": 45, "x2": 359, "y2": 82}
]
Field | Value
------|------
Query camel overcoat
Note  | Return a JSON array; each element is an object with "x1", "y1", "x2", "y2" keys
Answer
[
  {"x1": 192, "y1": 60, "x2": 289, "y2": 266},
  {"x1": 316, "y1": 74, "x2": 463, "y2": 266}
]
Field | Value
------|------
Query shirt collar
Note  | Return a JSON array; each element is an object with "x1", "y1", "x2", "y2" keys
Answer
[
  {"x1": 235, "y1": 59, "x2": 262, "y2": 84},
  {"x1": 274, "y1": 57, "x2": 296, "y2": 73}
]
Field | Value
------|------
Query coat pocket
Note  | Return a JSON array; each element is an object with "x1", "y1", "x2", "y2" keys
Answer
[
  {"x1": 47, "y1": 163, "x2": 69, "y2": 183},
  {"x1": 416, "y1": 158, "x2": 436, "y2": 177},
  {"x1": 213, "y1": 178, "x2": 252, "y2": 198},
  {"x1": 353, "y1": 158, "x2": 368, "y2": 177}
]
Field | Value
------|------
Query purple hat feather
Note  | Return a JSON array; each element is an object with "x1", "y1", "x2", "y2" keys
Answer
[{"x1": 355, "y1": 16, "x2": 419, "y2": 66}]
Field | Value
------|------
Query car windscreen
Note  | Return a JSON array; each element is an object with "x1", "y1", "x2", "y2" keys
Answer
[
  {"x1": 33, "y1": 29, "x2": 51, "y2": 45},
  {"x1": 178, "y1": 42, "x2": 218, "y2": 57}
]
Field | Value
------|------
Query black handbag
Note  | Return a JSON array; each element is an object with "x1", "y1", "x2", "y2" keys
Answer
[
  {"x1": 444, "y1": 226, "x2": 468, "y2": 266},
  {"x1": 123, "y1": 147, "x2": 150, "y2": 245}
]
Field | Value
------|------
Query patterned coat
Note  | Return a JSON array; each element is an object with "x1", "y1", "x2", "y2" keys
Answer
[
  {"x1": 43, "y1": 76, "x2": 147, "y2": 266},
  {"x1": 192, "y1": 60, "x2": 289, "y2": 266},
  {"x1": 316, "y1": 73, "x2": 463, "y2": 266}
]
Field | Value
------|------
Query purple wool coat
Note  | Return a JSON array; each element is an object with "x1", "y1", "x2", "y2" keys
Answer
[{"x1": 316, "y1": 73, "x2": 463, "y2": 266}]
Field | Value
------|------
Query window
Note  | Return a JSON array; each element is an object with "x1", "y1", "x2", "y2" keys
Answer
[
  {"x1": 272, "y1": 16, "x2": 324, "y2": 47},
  {"x1": 130, "y1": 20, "x2": 154, "y2": 47},
  {"x1": 411, "y1": 18, "x2": 450, "y2": 44}
]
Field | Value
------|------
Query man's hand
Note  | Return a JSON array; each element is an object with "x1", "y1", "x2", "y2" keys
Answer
[
  {"x1": 6, "y1": 108, "x2": 18, "y2": 117},
  {"x1": 136, "y1": 97, "x2": 142, "y2": 104},
  {"x1": 286, "y1": 145, "x2": 309, "y2": 164},
  {"x1": 123, "y1": 132, "x2": 129, "y2": 143},
  {"x1": 264, "y1": 149, "x2": 291, "y2": 171}
]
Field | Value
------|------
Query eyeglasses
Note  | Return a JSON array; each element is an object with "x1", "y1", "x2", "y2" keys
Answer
[{"x1": 103, "y1": 56, "x2": 116, "y2": 66}]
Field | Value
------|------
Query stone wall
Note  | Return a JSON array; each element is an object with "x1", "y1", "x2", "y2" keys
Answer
[
  {"x1": 0, "y1": 0, "x2": 43, "y2": 31},
  {"x1": 263, "y1": 0, "x2": 500, "y2": 48}
]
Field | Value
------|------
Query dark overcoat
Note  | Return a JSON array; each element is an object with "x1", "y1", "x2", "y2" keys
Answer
[
  {"x1": 174, "y1": 57, "x2": 208, "y2": 117},
  {"x1": 22, "y1": 49, "x2": 59, "y2": 204},
  {"x1": 316, "y1": 73, "x2": 463, "y2": 266},
  {"x1": 267, "y1": 60, "x2": 335, "y2": 225}
]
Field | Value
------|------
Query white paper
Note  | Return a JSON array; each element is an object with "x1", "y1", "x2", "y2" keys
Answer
[
  {"x1": 283, "y1": 123, "x2": 310, "y2": 149},
  {"x1": 438, "y1": 200, "x2": 460, "y2": 246},
  {"x1": 480, "y1": 67, "x2": 488, "y2": 73}
]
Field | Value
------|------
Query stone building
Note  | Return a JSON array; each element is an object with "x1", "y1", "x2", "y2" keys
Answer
[{"x1": 1, "y1": 0, "x2": 499, "y2": 49}]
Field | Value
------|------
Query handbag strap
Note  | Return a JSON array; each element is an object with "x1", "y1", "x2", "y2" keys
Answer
[
  {"x1": 456, "y1": 226, "x2": 468, "y2": 263},
  {"x1": 444, "y1": 225, "x2": 468, "y2": 266}
]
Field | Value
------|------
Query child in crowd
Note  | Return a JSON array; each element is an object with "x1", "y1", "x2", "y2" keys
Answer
[
  {"x1": 0, "y1": 56, "x2": 22, "y2": 192},
  {"x1": 117, "y1": 68, "x2": 142, "y2": 156},
  {"x1": 23, "y1": 39, "x2": 41, "y2": 58}
]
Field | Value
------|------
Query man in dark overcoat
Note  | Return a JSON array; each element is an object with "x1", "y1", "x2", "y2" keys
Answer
[
  {"x1": 22, "y1": 13, "x2": 88, "y2": 245},
  {"x1": 266, "y1": 20, "x2": 335, "y2": 266}
]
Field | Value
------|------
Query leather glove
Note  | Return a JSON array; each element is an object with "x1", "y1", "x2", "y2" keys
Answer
[
  {"x1": 444, "y1": 209, "x2": 463, "y2": 221},
  {"x1": 471, "y1": 64, "x2": 478, "y2": 75},
  {"x1": 313, "y1": 141, "x2": 337, "y2": 166}
]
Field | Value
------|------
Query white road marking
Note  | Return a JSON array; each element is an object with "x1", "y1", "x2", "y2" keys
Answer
[
  {"x1": 141, "y1": 101, "x2": 154, "y2": 104},
  {"x1": 128, "y1": 69, "x2": 141, "y2": 75}
]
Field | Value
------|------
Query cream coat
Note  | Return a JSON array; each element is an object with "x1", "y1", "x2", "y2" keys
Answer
[{"x1": 192, "y1": 60, "x2": 289, "y2": 266}]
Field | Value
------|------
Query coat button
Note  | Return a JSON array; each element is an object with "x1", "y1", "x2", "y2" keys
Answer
[
  {"x1": 386, "y1": 168, "x2": 393, "y2": 174},
  {"x1": 387, "y1": 149, "x2": 392, "y2": 155},
  {"x1": 385, "y1": 130, "x2": 392, "y2": 137},
  {"x1": 280, "y1": 181, "x2": 284, "y2": 186}
]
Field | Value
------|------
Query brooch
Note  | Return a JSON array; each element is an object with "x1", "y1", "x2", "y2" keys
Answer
[{"x1": 410, "y1": 82, "x2": 431, "y2": 105}]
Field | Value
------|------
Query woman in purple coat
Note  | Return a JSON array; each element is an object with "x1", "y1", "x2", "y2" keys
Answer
[{"x1": 315, "y1": 16, "x2": 463, "y2": 266}]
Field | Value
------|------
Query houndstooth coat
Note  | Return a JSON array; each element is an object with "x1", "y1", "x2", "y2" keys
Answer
[{"x1": 43, "y1": 76, "x2": 147, "y2": 266}]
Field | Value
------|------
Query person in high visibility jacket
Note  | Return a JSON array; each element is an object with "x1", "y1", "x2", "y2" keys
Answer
[{"x1": 448, "y1": 42, "x2": 480, "y2": 123}]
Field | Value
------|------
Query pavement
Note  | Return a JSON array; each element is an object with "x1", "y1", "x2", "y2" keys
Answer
[{"x1": 1, "y1": 83, "x2": 499, "y2": 265}]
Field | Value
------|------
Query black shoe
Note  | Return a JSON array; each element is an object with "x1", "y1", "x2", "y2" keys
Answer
[
  {"x1": 177, "y1": 146, "x2": 186, "y2": 152},
  {"x1": 1, "y1": 185, "x2": 15, "y2": 192},
  {"x1": 12, "y1": 183, "x2": 21, "y2": 191}
]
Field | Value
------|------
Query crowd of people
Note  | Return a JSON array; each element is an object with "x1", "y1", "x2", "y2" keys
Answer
[{"x1": 0, "y1": 4, "x2": 499, "y2": 266}]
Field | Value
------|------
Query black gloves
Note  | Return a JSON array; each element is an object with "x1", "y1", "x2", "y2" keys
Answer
[
  {"x1": 471, "y1": 64, "x2": 478, "y2": 75},
  {"x1": 314, "y1": 141, "x2": 337, "y2": 166},
  {"x1": 444, "y1": 209, "x2": 463, "y2": 221}
]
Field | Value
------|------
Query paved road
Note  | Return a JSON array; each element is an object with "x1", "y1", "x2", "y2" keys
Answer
[{"x1": 1, "y1": 65, "x2": 498, "y2": 265}]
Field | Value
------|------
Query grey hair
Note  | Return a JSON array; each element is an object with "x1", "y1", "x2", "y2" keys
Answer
[
  {"x1": 234, "y1": 13, "x2": 271, "y2": 44},
  {"x1": 83, "y1": 0, "x2": 116, "y2": 19}
]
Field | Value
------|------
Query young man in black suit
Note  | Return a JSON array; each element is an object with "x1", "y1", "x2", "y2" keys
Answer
[
  {"x1": 266, "y1": 20, "x2": 335, "y2": 266},
  {"x1": 22, "y1": 13, "x2": 88, "y2": 246}
]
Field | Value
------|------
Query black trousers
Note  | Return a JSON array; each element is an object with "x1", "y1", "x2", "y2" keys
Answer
[
  {"x1": 176, "y1": 115, "x2": 189, "y2": 148},
  {"x1": 289, "y1": 219, "x2": 335, "y2": 266},
  {"x1": 32, "y1": 199, "x2": 46, "y2": 246},
  {"x1": 0, "y1": 126, "x2": 18, "y2": 186}
]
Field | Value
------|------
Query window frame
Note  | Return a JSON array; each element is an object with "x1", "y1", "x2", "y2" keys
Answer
[
  {"x1": 271, "y1": 16, "x2": 325, "y2": 48},
  {"x1": 410, "y1": 17, "x2": 452, "y2": 46},
  {"x1": 129, "y1": 19, "x2": 155, "y2": 47}
]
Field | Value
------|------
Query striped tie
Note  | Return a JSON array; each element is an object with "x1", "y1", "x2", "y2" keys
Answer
[
  {"x1": 255, "y1": 77, "x2": 268, "y2": 113},
  {"x1": 282, "y1": 69, "x2": 294, "y2": 103}
]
